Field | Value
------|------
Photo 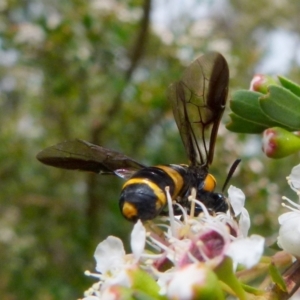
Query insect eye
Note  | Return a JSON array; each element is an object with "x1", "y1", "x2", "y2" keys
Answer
[{"x1": 203, "y1": 174, "x2": 216, "y2": 192}]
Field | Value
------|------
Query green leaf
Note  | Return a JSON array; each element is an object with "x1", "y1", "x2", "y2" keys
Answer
[
  {"x1": 215, "y1": 257, "x2": 246, "y2": 300},
  {"x1": 226, "y1": 113, "x2": 268, "y2": 133},
  {"x1": 110, "y1": 286, "x2": 166, "y2": 300},
  {"x1": 133, "y1": 291, "x2": 168, "y2": 300},
  {"x1": 129, "y1": 267, "x2": 165, "y2": 299},
  {"x1": 260, "y1": 85, "x2": 300, "y2": 130},
  {"x1": 241, "y1": 283, "x2": 265, "y2": 296},
  {"x1": 230, "y1": 90, "x2": 263, "y2": 122},
  {"x1": 269, "y1": 262, "x2": 287, "y2": 292},
  {"x1": 278, "y1": 76, "x2": 300, "y2": 97},
  {"x1": 230, "y1": 90, "x2": 285, "y2": 129}
]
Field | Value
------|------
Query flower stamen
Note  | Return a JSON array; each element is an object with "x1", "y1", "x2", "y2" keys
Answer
[
  {"x1": 188, "y1": 187, "x2": 197, "y2": 217},
  {"x1": 282, "y1": 196, "x2": 300, "y2": 210},
  {"x1": 165, "y1": 186, "x2": 177, "y2": 237}
]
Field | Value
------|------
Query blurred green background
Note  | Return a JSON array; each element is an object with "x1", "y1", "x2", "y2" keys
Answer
[{"x1": 1, "y1": 0, "x2": 300, "y2": 298}]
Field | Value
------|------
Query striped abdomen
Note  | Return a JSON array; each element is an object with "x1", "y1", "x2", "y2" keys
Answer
[{"x1": 119, "y1": 164, "x2": 188, "y2": 222}]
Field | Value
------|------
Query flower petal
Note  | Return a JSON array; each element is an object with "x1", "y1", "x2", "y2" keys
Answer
[
  {"x1": 278, "y1": 211, "x2": 296, "y2": 225},
  {"x1": 103, "y1": 269, "x2": 131, "y2": 289},
  {"x1": 239, "y1": 208, "x2": 250, "y2": 237},
  {"x1": 166, "y1": 264, "x2": 206, "y2": 299},
  {"x1": 228, "y1": 186, "x2": 245, "y2": 216},
  {"x1": 226, "y1": 235, "x2": 264, "y2": 269},
  {"x1": 289, "y1": 164, "x2": 300, "y2": 190},
  {"x1": 130, "y1": 220, "x2": 146, "y2": 260},
  {"x1": 165, "y1": 264, "x2": 222, "y2": 300},
  {"x1": 278, "y1": 211, "x2": 300, "y2": 257},
  {"x1": 94, "y1": 236, "x2": 125, "y2": 273}
]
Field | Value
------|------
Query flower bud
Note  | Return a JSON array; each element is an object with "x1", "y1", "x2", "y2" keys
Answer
[
  {"x1": 249, "y1": 74, "x2": 277, "y2": 93},
  {"x1": 262, "y1": 127, "x2": 300, "y2": 158}
]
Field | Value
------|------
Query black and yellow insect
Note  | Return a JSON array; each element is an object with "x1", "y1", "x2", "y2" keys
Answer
[{"x1": 37, "y1": 52, "x2": 232, "y2": 222}]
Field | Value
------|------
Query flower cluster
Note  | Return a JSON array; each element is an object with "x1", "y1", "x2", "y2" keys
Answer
[
  {"x1": 81, "y1": 185, "x2": 266, "y2": 300},
  {"x1": 80, "y1": 164, "x2": 300, "y2": 299}
]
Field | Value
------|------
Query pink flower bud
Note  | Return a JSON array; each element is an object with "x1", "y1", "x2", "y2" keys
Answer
[
  {"x1": 262, "y1": 127, "x2": 300, "y2": 158},
  {"x1": 250, "y1": 74, "x2": 277, "y2": 93}
]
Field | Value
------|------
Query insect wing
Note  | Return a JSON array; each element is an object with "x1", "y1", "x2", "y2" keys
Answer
[
  {"x1": 36, "y1": 139, "x2": 146, "y2": 177},
  {"x1": 167, "y1": 52, "x2": 229, "y2": 166}
]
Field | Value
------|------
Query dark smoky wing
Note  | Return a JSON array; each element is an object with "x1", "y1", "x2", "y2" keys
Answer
[
  {"x1": 167, "y1": 52, "x2": 229, "y2": 166},
  {"x1": 36, "y1": 139, "x2": 146, "y2": 176}
]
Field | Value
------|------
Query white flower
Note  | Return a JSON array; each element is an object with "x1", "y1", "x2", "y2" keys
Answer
[
  {"x1": 277, "y1": 165, "x2": 300, "y2": 258},
  {"x1": 94, "y1": 220, "x2": 145, "y2": 273},
  {"x1": 84, "y1": 220, "x2": 146, "y2": 297},
  {"x1": 94, "y1": 236, "x2": 125, "y2": 274},
  {"x1": 15, "y1": 23, "x2": 45, "y2": 45},
  {"x1": 278, "y1": 211, "x2": 300, "y2": 258},
  {"x1": 227, "y1": 185, "x2": 250, "y2": 237},
  {"x1": 224, "y1": 186, "x2": 264, "y2": 268},
  {"x1": 92, "y1": 235, "x2": 131, "y2": 291},
  {"x1": 82, "y1": 185, "x2": 265, "y2": 298}
]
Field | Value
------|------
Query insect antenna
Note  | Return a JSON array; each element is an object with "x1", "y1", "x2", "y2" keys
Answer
[{"x1": 222, "y1": 159, "x2": 241, "y2": 192}]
